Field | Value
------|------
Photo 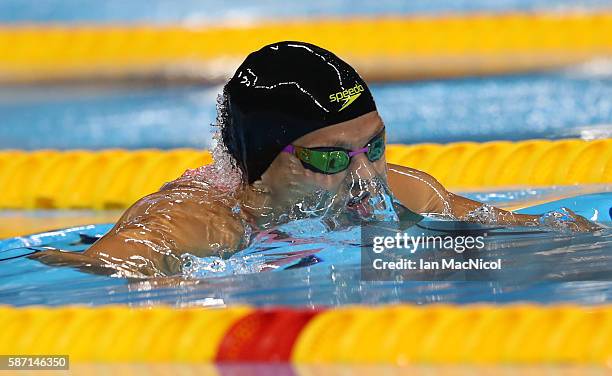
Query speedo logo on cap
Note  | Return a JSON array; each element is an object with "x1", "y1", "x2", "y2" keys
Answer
[{"x1": 329, "y1": 83, "x2": 365, "y2": 112}]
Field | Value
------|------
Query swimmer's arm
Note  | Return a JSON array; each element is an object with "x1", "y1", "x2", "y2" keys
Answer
[
  {"x1": 387, "y1": 164, "x2": 581, "y2": 227},
  {"x1": 82, "y1": 200, "x2": 243, "y2": 276},
  {"x1": 29, "y1": 194, "x2": 182, "y2": 276},
  {"x1": 426, "y1": 187, "x2": 598, "y2": 231},
  {"x1": 31, "y1": 214, "x2": 183, "y2": 278},
  {"x1": 29, "y1": 249, "x2": 133, "y2": 277},
  {"x1": 434, "y1": 190, "x2": 541, "y2": 226},
  {"x1": 33, "y1": 188, "x2": 244, "y2": 276},
  {"x1": 82, "y1": 224, "x2": 182, "y2": 277}
]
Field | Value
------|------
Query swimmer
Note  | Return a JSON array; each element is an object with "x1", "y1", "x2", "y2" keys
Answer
[{"x1": 31, "y1": 41, "x2": 599, "y2": 277}]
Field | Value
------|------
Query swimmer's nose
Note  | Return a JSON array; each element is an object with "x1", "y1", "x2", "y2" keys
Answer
[{"x1": 348, "y1": 153, "x2": 376, "y2": 181}]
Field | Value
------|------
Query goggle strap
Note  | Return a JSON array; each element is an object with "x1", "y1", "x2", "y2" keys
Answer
[
  {"x1": 282, "y1": 145, "x2": 295, "y2": 154},
  {"x1": 348, "y1": 147, "x2": 369, "y2": 157}
]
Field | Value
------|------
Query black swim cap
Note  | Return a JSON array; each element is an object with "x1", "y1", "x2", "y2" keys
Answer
[{"x1": 221, "y1": 41, "x2": 377, "y2": 184}]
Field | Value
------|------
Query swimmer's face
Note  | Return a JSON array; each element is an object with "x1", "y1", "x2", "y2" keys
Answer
[{"x1": 258, "y1": 111, "x2": 388, "y2": 209}]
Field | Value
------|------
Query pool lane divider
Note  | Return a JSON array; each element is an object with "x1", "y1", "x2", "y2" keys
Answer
[
  {"x1": 216, "y1": 309, "x2": 320, "y2": 362},
  {"x1": 0, "y1": 304, "x2": 611, "y2": 364},
  {"x1": 0, "y1": 138, "x2": 610, "y2": 211},
  {"x1": 0, "y1": 11, "x2": 611, "y2": 84}
]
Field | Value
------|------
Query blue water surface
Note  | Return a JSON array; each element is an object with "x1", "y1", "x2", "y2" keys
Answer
[
  {"x1": 0, "y1": 0, "x2": 610, "y2": 24},
  {"x1": 0, "y1": 188, "x2": 610, "y2": 307}
]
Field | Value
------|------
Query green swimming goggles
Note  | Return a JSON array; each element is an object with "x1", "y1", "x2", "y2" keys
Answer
[{"x1": 282, "y1": 129, "x2": 386, "y2": 174}]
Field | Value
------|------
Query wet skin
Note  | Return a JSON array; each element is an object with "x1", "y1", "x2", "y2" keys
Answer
[{"x1": 31, "y1": 111, "x2": 599, "y2": 277}]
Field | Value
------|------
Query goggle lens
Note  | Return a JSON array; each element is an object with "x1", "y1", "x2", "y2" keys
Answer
[
  {"x1": 291, "y1": 130, "x2": 385, "y2": 174},
  {"x1": 366, "y1": 133, "x2": 385, "y2": 162}
]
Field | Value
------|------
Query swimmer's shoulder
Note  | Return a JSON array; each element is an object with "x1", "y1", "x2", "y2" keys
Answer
[
  {"x1": 121, "y1": 181, "x2": 246, "y2": 230},
  {"x1": 387, "y1": 163, "x2": 450, "y2": 214},
  {"x1": 85, "y1": 168, "x2": 251, "y2": 275},
  {"x1": 121, "y1": 168, "x2": 238, "y2": 220},
  {"x1": 387, "y1": 164, "x2": 435, "y2": 180}
]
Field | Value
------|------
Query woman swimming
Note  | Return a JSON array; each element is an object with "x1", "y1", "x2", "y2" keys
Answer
[{"x1": 32, "y1": 41, "x2": 598, "y2": 277}]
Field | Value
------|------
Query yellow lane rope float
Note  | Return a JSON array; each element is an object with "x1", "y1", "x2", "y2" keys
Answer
[
  {"x1": 0, "y1": 304, "x2": 610, "y2": 364},
  {"x1": 0, "y1": 138, "x2": 610, "y2": 210},
  {"x1": 0, "y1": 12, "x2": 611, "y2": 84}
]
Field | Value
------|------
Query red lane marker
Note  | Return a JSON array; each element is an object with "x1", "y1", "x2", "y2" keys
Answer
[{"x1": 216, "y1": 308, "x2": 321, "y2": 362}]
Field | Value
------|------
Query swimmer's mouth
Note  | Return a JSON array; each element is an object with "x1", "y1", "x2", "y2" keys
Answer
[
  {"x1": 347, "y1": 191, "x2": 370, "y2": 206},
  {"x1": 346, "y1": 191, "x2": 371, "y2": 217}
]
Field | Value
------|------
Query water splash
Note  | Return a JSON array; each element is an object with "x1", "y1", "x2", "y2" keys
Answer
[
  {"x1": 181, "y1": 252, "x2": 270, "y2": 278},
  {"x1": 346, "y1": 176, "x2": 401, "y2": 222},
  {"x1": 178, "y1": 176, "x2": 410, "y2": 278},
  {"x1": 267, "y1": 175, "x2": 403, "y2": 231},
  {"x1": 537, "y1": 207, "x2": 583, "y2": 232},
  {"x1": 175, "y1": 93, "x2": 243, "y2": 193},
  {"x1": 465, "y1": 204, "x2": 499, "y2": 224}
]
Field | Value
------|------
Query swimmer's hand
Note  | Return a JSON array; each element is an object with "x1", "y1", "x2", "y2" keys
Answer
[{"x1": 537, "y1": 207, "x2": 601, "y2": 232}]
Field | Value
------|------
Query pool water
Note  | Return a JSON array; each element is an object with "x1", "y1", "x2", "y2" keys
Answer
[
  {"x1": 1, "y1": 186, "x2": 610, "y2": 307},
  {"x1": 2, "y1": 71, "x2": 611, "y2": 150},
  {"x1": 1, "y1": 0, "x2": 610, "y2": 24}
]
